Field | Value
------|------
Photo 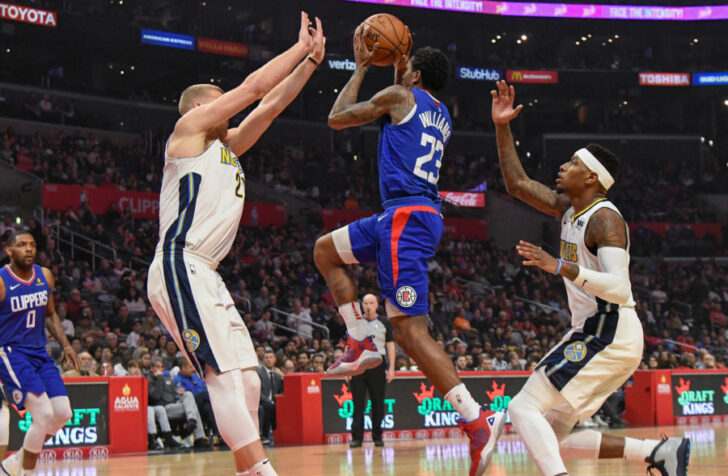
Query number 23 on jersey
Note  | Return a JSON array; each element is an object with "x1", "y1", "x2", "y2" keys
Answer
[{"x1": 413, "y1": 132, "x2": 443, "y2": 184}]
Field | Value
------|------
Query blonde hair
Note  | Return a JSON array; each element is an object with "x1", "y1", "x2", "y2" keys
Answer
[{"x1": 178, "y1": 84, "x2": 224, "y2": 115}]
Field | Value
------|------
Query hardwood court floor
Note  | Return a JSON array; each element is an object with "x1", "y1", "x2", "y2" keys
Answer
[{"x1": 31, "y1": 424, "x2": 726, "y2": 475}]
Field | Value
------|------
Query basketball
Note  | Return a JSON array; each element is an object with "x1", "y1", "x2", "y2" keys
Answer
[{"x1": 362, "y1": 13, "x2": 412, "y2": 66}]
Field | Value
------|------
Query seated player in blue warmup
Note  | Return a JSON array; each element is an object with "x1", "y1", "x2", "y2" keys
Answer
[
  {"x1": 314, "y1": 24, "x2": 504, "y2": 476},
  {"x1": 0, "y1": 230, "x2": 80, "y2": 476}
]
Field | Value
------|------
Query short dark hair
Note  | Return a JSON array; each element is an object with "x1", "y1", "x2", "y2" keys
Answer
[
  {"x1": 6, "y1": 229, "x2": 33, "y2": 246},
  {"x1": 585, "y1": 143, "x2": 620, "y2": 184},
  {"x1": 411, "y1": 47, "x2": 450, "y2": 92}
]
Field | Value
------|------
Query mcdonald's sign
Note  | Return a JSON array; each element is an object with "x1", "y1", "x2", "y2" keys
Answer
[{"x1": 506, "y1": 70, "x2": 559, "y2": 84}]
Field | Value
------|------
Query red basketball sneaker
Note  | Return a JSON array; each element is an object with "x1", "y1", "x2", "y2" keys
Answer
[
  {"x1": 457, "y1": 409, "x2": 506, "y2": 476},
  {"x1": 326, "y1": 333, "x2": 382, "y2": 377}
]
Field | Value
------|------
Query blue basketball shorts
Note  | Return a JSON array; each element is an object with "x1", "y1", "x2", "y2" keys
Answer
[
  {"x1": 0, "y1": 345, "x2": 67, "y2": 410},
  {"x1": 333, "y1": 203, "x2": 443, "y2": 316}
]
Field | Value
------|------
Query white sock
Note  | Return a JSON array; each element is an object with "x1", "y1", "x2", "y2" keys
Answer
[
  {"x1": 338, "y1": 302, "x2": 369, "y2": 340},
  {"x1": 623, "y1": 437, "x2": 660, "y2": 462},
  {"x1": 561, "y1": 430, "x2": 602, "y2": 459},
  {"x1": 444, "y1": 383, "x2": 481, "y2": 422},
  {"x1": 246, "y1": 458, "x2": 277, "y2": 476}
]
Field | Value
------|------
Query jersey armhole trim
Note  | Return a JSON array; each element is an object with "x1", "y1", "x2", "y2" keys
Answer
[
  {"x1": 392, "y1": 104, "x2": 417, "y2": 126},
  {"x1": 165, "y1": 138, "x2": 220, "y2": 162}
]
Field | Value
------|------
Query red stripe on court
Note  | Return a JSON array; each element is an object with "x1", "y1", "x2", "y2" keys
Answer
[{"x1": 390, "y1": 206, "x2": 438, "y2": 287}]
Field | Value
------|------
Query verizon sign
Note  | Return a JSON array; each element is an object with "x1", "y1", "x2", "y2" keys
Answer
[
  {"x1": 0, "y1": 3, "x2": 57, "y2": 27},
  {"x1": 439, "y1": 191, "x2": 485, "y2": 207},
  {"x1": 639, "y1": 72, "x2": 690, "y2": 86}
]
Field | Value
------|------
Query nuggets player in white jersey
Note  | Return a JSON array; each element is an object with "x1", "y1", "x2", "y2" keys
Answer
[
  {"x1": 489, "y1": 81, "x2": 690, "y2": 476},
  {"x1": 146, "y1": 14, "x2": 324, "y2": 476}
]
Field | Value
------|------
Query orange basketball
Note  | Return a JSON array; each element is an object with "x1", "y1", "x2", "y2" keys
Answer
[{"x1": 362, "y1": 13, "x2": 412, "y2": 67}]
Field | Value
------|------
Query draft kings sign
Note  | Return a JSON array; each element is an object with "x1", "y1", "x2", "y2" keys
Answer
[
  {"x1": 672, "y1": 373, "x2": 728, "y2": 418},
  {"x1": 321, "y1": 374, "x2": 528, "y2": 438},
  {"x1": 9, "y1": 382, "x2": 109, "y2": 450}
]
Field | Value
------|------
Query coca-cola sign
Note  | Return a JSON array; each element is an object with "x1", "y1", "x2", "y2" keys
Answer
[{"x1": 439, "y1": 191, "x2": 485, "y2": 207}]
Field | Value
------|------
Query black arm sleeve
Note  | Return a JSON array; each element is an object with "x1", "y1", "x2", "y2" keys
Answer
[{"x1": 380, "y1": 316, "x2": 394, "y2": 343}]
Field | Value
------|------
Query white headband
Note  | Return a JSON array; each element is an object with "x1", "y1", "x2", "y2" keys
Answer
[{"x1": 574, "y1": 148, "x2": 614, "y2": 190}]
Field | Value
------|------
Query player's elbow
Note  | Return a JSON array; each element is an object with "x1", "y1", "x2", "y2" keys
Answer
[
  {"x1": 242, "y1": 77, "x2": 267, "y2": 101},
  {"x1": 327, "y1": 115, "x2": 346, "y2": 130},
  {"x1": 610, "y1": 284, "x2": 632, "y2": 306},
  {"x1": 504, "y1": 181, "x2": 523, "y2": 198}
]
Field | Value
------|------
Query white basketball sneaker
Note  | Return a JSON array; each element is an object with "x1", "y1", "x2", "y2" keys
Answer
[
  {"x1": 646, "y1": 435, "x2": 690, "y2": 476},
  {"x1": 0, "y1": 451, "x2": 20, "y2": 476}
]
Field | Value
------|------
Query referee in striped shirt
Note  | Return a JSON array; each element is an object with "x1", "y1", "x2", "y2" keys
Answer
[{"x1": 349, "y1": 294, "x2": 395, "y2": 447}]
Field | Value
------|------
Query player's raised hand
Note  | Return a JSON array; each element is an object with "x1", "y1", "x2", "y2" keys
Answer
[
  {"x1": 353, "y1": 23, "x2": 376, "y2": 68},
  {"x1": 298, "y1": 11, "x2": 313, "y2": 50},
  {"x1": 308, "y1": 16, "x2": 326, "y2": 64},
  {"x1": 491, "y1": 80, "x2": 524, "y2": 126},
  {"x1": 516, "y1": 240, "x2": 559, "y2": 274}
]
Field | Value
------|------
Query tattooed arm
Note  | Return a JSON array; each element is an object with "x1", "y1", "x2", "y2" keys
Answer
[
  {"x1": 328, "y1": 84, "x2": 413, "y2": 130},
  {"x1": 492, "y1": 81, "x2": 569, "y2": 218},
  {"x1": 584, "y1": 208, "x2": 628, "y2": 251},
  {"x1": 549, "y1": 207, "x2": 628, "y2": 281}
]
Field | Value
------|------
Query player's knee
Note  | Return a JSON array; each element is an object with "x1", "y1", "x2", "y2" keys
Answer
[
  {"x1": 54, "y1": 405, "x2": 73, "y2": 429},
  {"x1": 507, "y1": 393, "x2": 529, "y2": 427},
  {"x1": 313, "y1": 234, "x2": 335, "y2": 269},
  {"x1": 32, "y1": 406, "x2": 56, "y2": 433},
  {"x1": 313, "y1": 233, "x2": 330, "y2": 269}
]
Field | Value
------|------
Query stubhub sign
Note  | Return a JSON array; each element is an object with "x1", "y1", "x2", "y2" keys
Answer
[{"x1": 456, "y1": 66, "x2": 503, "y2": 81}]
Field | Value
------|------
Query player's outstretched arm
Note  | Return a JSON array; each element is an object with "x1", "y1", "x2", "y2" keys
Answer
[
  {"x1": 226, "y1": 17, "x2": 326, "y2": 157},
  {"x1": 492, "y1": 80, "x2": 569, "y2": 218},
  {"x1": 174, "y1": 12, "x2": 313, "y2": 137},
  {"x1": 245, "y1": 11, "x2": 315, "y2": 98},
  {"x1": 42, "y1": 268, "x2": 80, "y2": 371}
]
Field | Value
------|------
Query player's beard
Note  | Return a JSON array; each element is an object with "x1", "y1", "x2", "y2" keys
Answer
[{"x1": 11, "y1": 252, "x2": 34, "y2": 271}]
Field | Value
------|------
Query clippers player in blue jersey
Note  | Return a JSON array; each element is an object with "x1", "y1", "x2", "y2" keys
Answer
[
  {"x1": 0, "y1": 231, "x2": 79, "y2": 476},
  {"x1": 314, "y1": 25, "x2": 504, "y2": 476}
]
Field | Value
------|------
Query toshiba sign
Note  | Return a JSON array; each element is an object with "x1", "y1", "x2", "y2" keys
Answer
[
  {"x1": 0, "y1": 2, "x2": 57, "y2": 27},
  {"x1": 639, "y1": 72, "x2": 690, "y2": 86}
]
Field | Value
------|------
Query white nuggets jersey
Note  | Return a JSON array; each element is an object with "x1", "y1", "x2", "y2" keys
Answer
[
  {"x1": 559, "y1": 198, "x2": 635, "y2": 329},
  {"x1": 155, "y1": 139, "x2": 245, "y2": 262}
]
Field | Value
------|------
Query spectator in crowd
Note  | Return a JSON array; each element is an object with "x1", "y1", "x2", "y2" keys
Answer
[
  {"x1": 147, "y1": 358, "x2": 207, "y2": 448},
  {"x1": 257, "y1": 350, "x2": 283, "y2": 446},
  {"x1": 109, "y1": 304, "x2": 133, "y2": 338},
  {"x1": 492, "y1": 347, "x2": 509, "y2": 371},
  {"x1": 296, "y1": 351, "x2": 312, "y2": 372},
  {"x1": 174, "y1": 358, "x2": 218, "y2": 444},
  {"x1": 63, "y1": 351, "x2": 98, "y2": 376},
  {"x1": 288, "y1": 299, "x2": 313, "y2": 339}
]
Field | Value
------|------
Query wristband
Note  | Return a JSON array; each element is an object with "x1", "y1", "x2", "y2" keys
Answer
[
  {"x1": 306, "y1": 55, "x2": 319, "y2": 66},
  {"x1": 554, "y1": 258, "x2": 563, "y2": 276}
]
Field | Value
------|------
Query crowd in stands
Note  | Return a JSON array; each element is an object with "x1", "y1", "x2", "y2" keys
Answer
[
  {"x1": 1, "y1": 179, "x2": 726, "y2": 447},
  {"x1": 2, "y1": 123, "x2": 726, "y2": 259}
]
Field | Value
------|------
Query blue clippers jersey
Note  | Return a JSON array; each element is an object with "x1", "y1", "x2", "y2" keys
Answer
[
  {"x1": 0, "y1": 265, "x2": 49, "y2": 349},
  {"x1": 377, "y1": 88, "x2": 452, "y2": 206}
]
